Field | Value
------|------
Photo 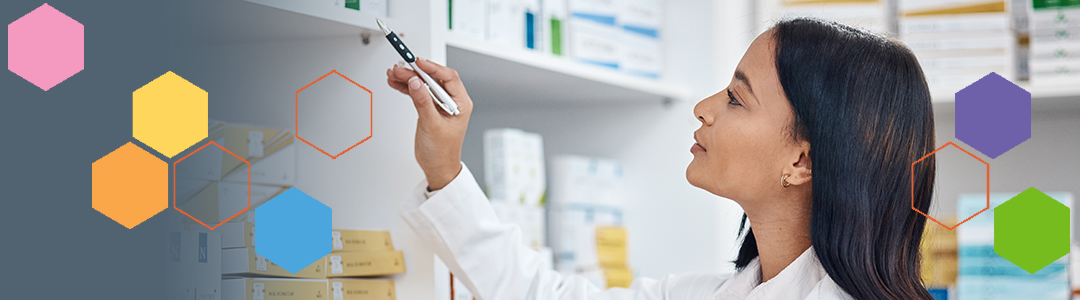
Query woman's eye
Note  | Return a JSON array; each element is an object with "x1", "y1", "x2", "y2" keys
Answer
[{"x1": 727, "y1": 90, "x2": 741, "y2": 106}]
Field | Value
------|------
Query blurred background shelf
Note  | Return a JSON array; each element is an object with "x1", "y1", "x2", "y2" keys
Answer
[
  {"x1": 931, "y1": 84, "x2": 1080, "y2": 112},
  {"x1": 445, "y1": 32, "x2": 690, "y2": 106},
  {"x1": 932, "y1": 84, "x2": 1080, "y2": 102},
  {"x1": 244, "y1": 0, "x2": 385, "y2": 33}
]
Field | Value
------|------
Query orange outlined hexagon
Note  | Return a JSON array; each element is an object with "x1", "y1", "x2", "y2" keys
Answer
[
  {"x1": 173, "y1": 141, "x2": 250, "y2": 230},
  {"x1": 295, "y1": 70, "x2": 373, "y2": 159},
  {"x1": 92, "y1": 142, "x2": 168, "y2": 229},
  {"x1": 912, "y1": 141, "x2": 989, "y2": 230}
]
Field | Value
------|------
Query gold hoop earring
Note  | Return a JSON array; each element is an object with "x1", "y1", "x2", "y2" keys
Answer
[{"x1": 781, "y1": 174, "x2": 791, "y2": 188}]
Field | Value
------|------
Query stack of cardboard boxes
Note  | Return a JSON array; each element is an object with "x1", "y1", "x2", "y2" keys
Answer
[
  {"x1": 1029, "y1": 0, "x2": 1080, "y2": 85},
  {"x1": 581, "y1": 226, "x2": 632, "y2": 288},
  {"x1": 168, "y1": 120, "x2": 301, "y2": 300},
  {"x1": 548, "y1": 155, "x2": 634, "y2": 289},
  {"x1": 900, "y1": 0, "x2": 1014, "y2": 90},
  {"x1": 483, "y1": 128, "x2": 548, "y2": 251},
  {"x1": 450, "y1": 128, "x2": 552, "y2": 300},
  {"x1": 955, "y1": 192, "x2": 1073, "y2": 300},
  {"x1": 920, "y1": 218, "x2": 957, "y2": 298},
  {"x1": 169, "y1": 120, "x2": 404, "y2": 300},
  {"x1": 768, "y1": 0, "x2": 889, "y2": 35},
  {"x1": 221, "y1": 224, "x2": 404, "y2": 300},
  {"x1": 173, "y1": 120, "x2": 298, "y2": 230}
]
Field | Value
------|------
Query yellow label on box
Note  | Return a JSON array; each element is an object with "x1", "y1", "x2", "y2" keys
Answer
[
  {"x1": 223, "y1": 247, "x2": 326, "y2": 279},
  {"x1": 595, "y1": 226, "x2": 627, "y2": 248},
  {"x1": 603, "y1": 267, "x2": 634, "y2": 289},
  {"x1": 330, "y1": 278, "x2": 396, "y2": 300},
  {"x1": 332, "y1": 230, "x2": 394, "y2": 252},
  {"x1": 326, "y1": 251, "x2": 406, "y2": 277},
  {"x1": 597, "y1": 246, "x2": 628, "y2": 268},
  {"x1": 230, "y1": 278, "x2": 328, "y2": 300}
]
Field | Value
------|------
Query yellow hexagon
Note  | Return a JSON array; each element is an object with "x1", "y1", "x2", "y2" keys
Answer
[{"x1": 133, "y1": 71, "x2": 208, "y2": 158}]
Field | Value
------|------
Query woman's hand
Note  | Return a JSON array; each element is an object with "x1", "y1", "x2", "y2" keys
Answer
[{"x1": 386, "y1": 58, "x2": 473, "y2": 190}]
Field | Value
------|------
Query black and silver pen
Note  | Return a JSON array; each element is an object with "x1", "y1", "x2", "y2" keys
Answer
[{"x1": 377, "y1": 18, "x2": 460, "y2": 116}]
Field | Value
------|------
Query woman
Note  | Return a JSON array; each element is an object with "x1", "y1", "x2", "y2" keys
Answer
[{"x1": 386, "y1": 18, "x2": 936, "y2": 300}]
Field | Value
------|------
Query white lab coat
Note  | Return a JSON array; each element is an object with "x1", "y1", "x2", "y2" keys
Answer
[{"x1": 400, "y1": 163, "x2": 854, "y2": 300}]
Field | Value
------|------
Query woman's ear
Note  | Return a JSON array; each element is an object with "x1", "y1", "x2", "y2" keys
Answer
[{"x1": 784, "y1": 142, "x2": 812, "y2": 186}]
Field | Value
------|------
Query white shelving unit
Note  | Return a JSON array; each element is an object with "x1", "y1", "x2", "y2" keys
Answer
[
  {"x1": 932, "y1": 84, "x2": 1080, "y2": 103},
  {"x1": 445, "y1": 32, "x2": 690, "y2": 105},
  {"x1": 237, "y1": 0, "x2": 690, "y2": 107}
]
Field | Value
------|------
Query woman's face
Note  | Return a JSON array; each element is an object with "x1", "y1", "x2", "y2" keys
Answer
[{"x1": 686, "y1": 30, "x2": 806, "y2": 205}]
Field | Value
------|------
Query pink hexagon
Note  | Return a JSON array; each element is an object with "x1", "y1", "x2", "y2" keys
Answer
[{"x1": 8, "y1": 4, "x2": 84, "y2": 91}]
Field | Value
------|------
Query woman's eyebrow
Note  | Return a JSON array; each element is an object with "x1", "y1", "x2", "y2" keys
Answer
[
  {"x1": 734, "y1": 70, "x2": 754, "y2": 96},
  {"x1": 733, "y1": 70, "x2": 759, "y2": 106}
]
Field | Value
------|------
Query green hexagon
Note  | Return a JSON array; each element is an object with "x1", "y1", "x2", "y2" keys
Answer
[{"x1": 994, "y1": 187, "x2": 1070, "y2": 274}]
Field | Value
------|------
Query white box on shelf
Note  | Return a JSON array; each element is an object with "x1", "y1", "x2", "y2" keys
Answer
[
  {"x1": 218, "y1": 221, "x2": 255, "y2": 249},
  {"x1": 178, "y1": 181, "x2": 290, "y2": 227},
  {"x1": 548, "y1": 204, "x2": 623, "y2": 272},
  {"x1": 619, "y1": 29, "x2": 661, "y2": 78},
  {"x1": 491, "y1": 201, "x2": 547, "y2": 250},
  {"x1": 360, "y1": 0, "x2": 387, "y2": 18},
  {"x1": 548, "y1": 155, "x2": 625, "y2": 208},
  {"x1": 487, "y1": 0, "x2": 524, "y2": 48},
  {"x1": 452, "y1": 0, "x2": 487, "y2": 40},
  {"x1": 774, "y1": 0, "x2": 887, "y2": 32},
  {"x1": 568, "y1": 17, "x2": 621, "y2": 69},
  {"x1": 568, "y1": 0, "x2": 617, "y2": 23},
  {"x1": 900, "y1": 9, "x2": 1014, "y2": 90},
  {"x1": 618, "y1": 0, "x2": 661, "y2": 34},
  {"x1": 166, "y1": 230, "x2": 221, "y2": 300},
  {"x1": 483, "y1": 128, "x2": 546, "y2": 206},
  {"x1": 1031, "y1": 8, "x2": 1080, "y2": 30},
  {"x1": 223, "y1": 142, "x2": 298, "y2": 187},
  {"x1": 1030, "y1": 61, "x2": 1080, "y2": 85},
  {"x1": 175, "y1": 137, "x2": 225, "y2": 181}
]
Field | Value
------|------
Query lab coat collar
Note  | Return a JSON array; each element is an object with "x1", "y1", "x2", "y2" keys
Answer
[{"x1": 716, "y1": 246, "x2": 830, "y2": 300}]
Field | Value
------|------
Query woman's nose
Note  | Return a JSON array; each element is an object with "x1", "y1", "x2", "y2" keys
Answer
[{"x1": 694, "y1": 95, "x2": 714, "y2": 125}]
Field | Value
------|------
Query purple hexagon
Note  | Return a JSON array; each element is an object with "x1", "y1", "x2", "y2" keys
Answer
[
  {"x1": 955, "y1": 72, "x2": 1031, "y2": 159},
  {"x1": 8, "y1": 4, "x2": 84, "y2": 91}
]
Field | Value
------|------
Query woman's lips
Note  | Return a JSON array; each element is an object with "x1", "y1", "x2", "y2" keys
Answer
[
  {"x1": 691, "y1": 134, "x2": 708, "y2": 153},
  {"x1": 691, "y1": 143, "x2": 706, "y2": 153}
]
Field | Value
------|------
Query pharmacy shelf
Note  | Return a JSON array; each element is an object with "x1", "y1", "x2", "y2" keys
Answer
[
  {"x1": 931, "y1": 84, "x2": 1080, "y2": 112},
  {"x1": 244, "y1": 0, "x2": 385, "y2": 32},
  {"x1": 173, "y1": 0, "x2": 376, "y2": 45},
  {"x1": 932, "y1": 84, "x2": 1080, "y2": 102},
  {"x1": 445, "y1": 32, "x2": 691, "y2": 106}
]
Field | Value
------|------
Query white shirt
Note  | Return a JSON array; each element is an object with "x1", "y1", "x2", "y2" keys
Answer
[{"x1": 401, "y1": 163, "x2": 854, "y2": 300}]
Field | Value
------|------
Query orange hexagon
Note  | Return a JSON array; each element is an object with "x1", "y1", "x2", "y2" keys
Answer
[
  {"x1": 912, "y1": 141, "x2": 989, "y2": 230},
  {"x1": 295, "y1": 70, "x2": 373, "y2": 159},
  {"x1": 173, "y1": 141, "x2": 251, "y2": 230},
  {"x1": 92, "y1": 142, "x2": 168, "y2": 229}
]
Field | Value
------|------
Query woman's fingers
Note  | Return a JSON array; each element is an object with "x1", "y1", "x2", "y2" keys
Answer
[
  {"x1": 404, "y1": 76, "x2": 442, "y2": 120},
  {"x1": 387, "y1": 68, "x2": 409, "y2": 94},
  {"x1": 414, "y1": 58, "x2": 468, "y2": 98}
]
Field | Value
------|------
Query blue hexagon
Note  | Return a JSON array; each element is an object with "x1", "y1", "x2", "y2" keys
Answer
[
  {"x1": 955, "y1": 72, "x2": 1031, "y2": 159},
  {"x1": 254, "y1": 187, "x2": 332, "y2": 273}
]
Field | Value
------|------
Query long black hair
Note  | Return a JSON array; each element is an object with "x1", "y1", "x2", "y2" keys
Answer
[{"x1": 733, "y1": 18, "x2": 936, "y2": 299}]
